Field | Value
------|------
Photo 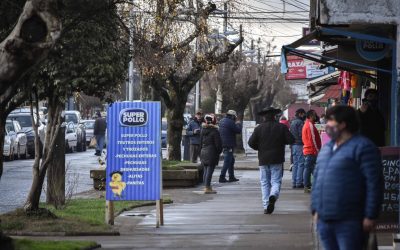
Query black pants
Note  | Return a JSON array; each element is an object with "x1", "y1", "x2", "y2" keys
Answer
[
  {"x1": 203, "y1": 165, "x2": 215, "y2": 187},
  {"x1": 190, "y1": 144, "x2": 201, "y2": 163}
]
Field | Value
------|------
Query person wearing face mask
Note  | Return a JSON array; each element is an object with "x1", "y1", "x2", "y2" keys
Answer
[
  {"x1": 358, "y1": 89, "x2": 386, "y2": 147},
  {"x1": 312, "y1": 105, "x2": 383, "y2": 250},
  {"x1": 302, "y1": 110, "x2": 321, "y2": 193}
]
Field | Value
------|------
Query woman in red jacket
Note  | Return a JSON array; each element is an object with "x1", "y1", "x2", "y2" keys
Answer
[{"x1": 302, "y1": 110, "x2": 321, "y2": 193}]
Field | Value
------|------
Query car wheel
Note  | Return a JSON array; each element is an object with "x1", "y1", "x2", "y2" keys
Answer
[
  {"x1": 21, "y1": 146, "x2": 28, "y2": 159},
  {"x1": 83, "y1": 140, "x2": 87, "y2": 152},
  {"x1": 76, "y1": 136, "x2": 83, "y2": 152},
  {"x1": 16, "y1": 144, "x2": 21, "y2": 160},
  {"x1": 65, "y1": 140, "x2": 71, "y2": 153},
  {"x1": 6, "y1": 146, "x2": 14, "y2": 161}
]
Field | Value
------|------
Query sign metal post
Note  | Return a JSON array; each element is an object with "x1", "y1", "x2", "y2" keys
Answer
[{"x1": 105, "y1": 102, "x2": 163, "y2": 228}]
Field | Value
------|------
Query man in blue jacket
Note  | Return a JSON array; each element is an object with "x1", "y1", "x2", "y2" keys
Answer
[
  {"x1": 219, "y1": 110, "x2": 242, "y2": 183},
  {"x1": 312, "y1": 105, "x2": 383, "y2": 250},
  {"x1": 186, "y1": 110, "x2": 204, "y2": 163}
]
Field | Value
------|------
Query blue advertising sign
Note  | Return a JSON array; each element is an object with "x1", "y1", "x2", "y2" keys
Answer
[{"x1": 106, "y1": 102, "x2": 161, "y2": 201}]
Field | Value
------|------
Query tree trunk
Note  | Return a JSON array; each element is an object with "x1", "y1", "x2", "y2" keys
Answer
[
  {"x1": 24, "y1": 96, "x2": 62, "y2": 211},
  {"x1": 46, "y1": 123, "x2": 65, "y2": 207},
  {"x1": 166, "y1": 96, "x2": 187, "y2": 161}
]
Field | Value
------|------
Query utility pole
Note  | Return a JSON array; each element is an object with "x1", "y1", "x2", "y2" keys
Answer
[
  {"x1": 128, "y1": 5, "x2": 135, "y2": 101},
  {"x1": 215, "y1": 2, "x2": 228, "y2": 114}
]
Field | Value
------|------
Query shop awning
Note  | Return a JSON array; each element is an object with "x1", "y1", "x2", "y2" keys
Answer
[
  {"x1": 308, "y1": 84, "x2": 341, "y2": 105},
  {"x1": 281, "y1": 26, "x2": 398, "y2": 145},
  {"x1": 281, "y1": 27, "x2": 394, "y2": 77},
  {"x1": 308, "y1": 71, "x2": 340, "y2": 87}
]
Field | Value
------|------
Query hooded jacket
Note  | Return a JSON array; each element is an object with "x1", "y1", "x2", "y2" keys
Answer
[
  {"x1": 248, "y1": 119, "x2": 295, "y2": 165},
  {"x1": 200, "y1": 124, "x2": 222, "y2": 166}
]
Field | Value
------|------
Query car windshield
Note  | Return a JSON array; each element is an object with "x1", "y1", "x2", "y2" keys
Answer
[
  {"x1": 162, "y1": 121, "x2": 168, "y2": 131},
  {"x1": 65, "y1": 114, "x2": 78, "y2": 124},
  {"x1": 11, "y1": 115, "x2": 32, "y2": 127},
  {"x1": 84, "y1": 121, "x2": 95, "y2": 129}
]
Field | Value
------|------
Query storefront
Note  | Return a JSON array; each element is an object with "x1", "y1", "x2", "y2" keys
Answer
[{"x1": 281, "y1": 26, "x2": 398, "y2": 146}]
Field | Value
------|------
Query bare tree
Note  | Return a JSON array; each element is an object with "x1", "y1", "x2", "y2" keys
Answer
[
  {"x1": 0, "y1": 0, "x2": 61, "y2": 181},
  {"x1": 124, "y1": 0, "x2": 242, "y2": 160}
]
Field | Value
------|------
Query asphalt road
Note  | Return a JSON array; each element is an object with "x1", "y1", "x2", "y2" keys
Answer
[
  {"x1": 0, "y1": 148, "x2": 169, "y2": 214},
  {"x1": 0, "y1": 149, "x2": 100, "y2": 214}
]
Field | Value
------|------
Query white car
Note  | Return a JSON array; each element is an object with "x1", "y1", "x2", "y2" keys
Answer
[
  {"x1": 3, "y1": 120, "x2": 28, "y2": 160},
  {"x1": 65, "y1": 122, "x2": 78, "y2": 153},
  {"x1": 81, "y1": 119, "x2": 95, "y2": 145}
]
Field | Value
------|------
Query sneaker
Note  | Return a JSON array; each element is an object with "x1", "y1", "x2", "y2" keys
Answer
[
  {"x1": 266, "y1": 196, "x2": 276, "y2": 214},
  {"x1": 304, "y1": 187, "x2": 312, "y2": 193},
  {"x1": 228, "y1": 177, "x2": 239, "y2": 182},
  {"x1": 264, "y1": 209, "x2": 269, "y2": 214},
  {"x1": 219, "y1": 178, "x2": 228, "y2": 183}
]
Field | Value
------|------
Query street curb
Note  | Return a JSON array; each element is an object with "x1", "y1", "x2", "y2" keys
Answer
[
  {"x1": 7, "y1": 231, "x2": 120, "y2": 237},
  {"x1": 83, "y1": 244, "x2": 102, "y2": 250}
]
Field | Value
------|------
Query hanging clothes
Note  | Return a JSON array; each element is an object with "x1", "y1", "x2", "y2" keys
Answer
[{"x1": 338, "y1": 71, "x2": 351, "y2": 105}]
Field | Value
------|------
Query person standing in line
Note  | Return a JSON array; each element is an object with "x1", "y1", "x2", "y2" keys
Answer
[
  {"x1": 358, "y1": 89, "x2": 386, "y2": 147},
  {"x1": 248, "y1": 107, "x2": 295, "y2": 214},
  {"x1": 290, "y1": 108, "x2": 306, "y2": 189},
  {"x1": 93, "y1": 111, "x2": 107, "y2": 156},
  {"x1": 302, "y1": 110, "x2": 321, "y2": 193},
  {"x1": 312, "y1": 105, "x2": 383, "y2": 250},
  {"x1": 187, "y1": 110, "x2": 204, "y2": 163},
  {"x1": 200, "y1": 114, "x2": 222, "y2": 194},
  {"x1": 218, "y1": 110, "x2": 242, "y2": 183}
]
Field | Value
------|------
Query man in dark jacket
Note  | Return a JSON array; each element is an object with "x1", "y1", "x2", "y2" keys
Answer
[
  {"x1": 312, "y1": 105, "x2": 383, "y2": 249},
  {"x1": 248, "y1": 107, "x2": 295, "y2": 214},
  {"x1": 290, "y1": 108, "x2": 306, "y2": 189},
  {"x1": 94, "y1": 111, "x2": 107, "y2": 156},
  {"x1": 218, "y1": 110, "x2": 242, "y2": 183},
  {"x1": 200, "y1": 114, "x2": 222, "y2": 194},
  {"x1": 187, "y1": 110, "x2": 203, "y2": 163},
  {"x1": 358, "y1": 89, "x2": 386, "y2": 147}
]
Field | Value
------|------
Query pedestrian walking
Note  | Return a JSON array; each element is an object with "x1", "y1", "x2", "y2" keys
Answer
[
  {"x1": 248, "y1": 107, "x2": 295, "y2": 214},
  {"x1": 93, "y1": 111, "x2": 107, "y2": 156},
  {"x1": 312, "y1": 105, "x2": 383, "y2": 250},
  {"x1": 187, "y1": 110, "x2": 204, "y2": 163},
  {"x1": 290, "y1": 108, "x2": 306, "y2": 189},
  {"x1": 218, "y1": 110, "x2": 242, "y2": 183},
  {"x1": 200, "y1": 114, "x2": 222, "y2": 194},
  {"x1": 302, "y1": 109, "x2": 321, "y2": 193}
]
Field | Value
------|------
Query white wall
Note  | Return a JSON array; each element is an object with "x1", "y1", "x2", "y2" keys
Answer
[{"x1": 319, "y1": 0, "x2": 400, "y2": 25}]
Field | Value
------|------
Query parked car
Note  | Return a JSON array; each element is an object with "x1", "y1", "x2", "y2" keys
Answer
[
  {"x1": 64, "y1": 111, "x2": 86, "y2": 152},
  {"x1": 65, "y1": 122, "x2": 78, "y2": 153},
  {"x1": 81, "y1": 120, "x2": 95, "y2": 145},
  {"x1": 8, "y1": 111, "x2": 46, "y2": 158},
  {"x1": 3, "y1": 120, "x2": 26, "y2": 160},
  {"x1": 162, "y1": 119, "x2": 167, "y2": 148}
]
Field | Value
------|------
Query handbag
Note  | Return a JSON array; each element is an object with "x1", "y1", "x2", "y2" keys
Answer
[{"x1": 89, "y1": 137, "x2": 97, "y2": 148}]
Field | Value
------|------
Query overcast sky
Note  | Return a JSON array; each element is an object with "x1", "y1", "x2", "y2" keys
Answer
[{"x1": 209, "y1": 0, "x2": 310, "y2": 56}]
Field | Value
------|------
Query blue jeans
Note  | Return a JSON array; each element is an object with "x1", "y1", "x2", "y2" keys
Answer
[
  {"x1": 317, "y1": 219, "x2": 364, "y2": 250},
  {"x1": 220, "y1": 148, "x2": 235, "y2": 179},
  {"x1": 96, "y1": 135, "x2": 105, "y2": 152},
  {"x1": 292, "y1": 145, "x2": 305, "y2": 187},
  {"x1": 303, "y1": 155, "x2": 316, "y2": 188},
  {"x1": 259, "y1": 164, "x2": 283, "y2": 209}
]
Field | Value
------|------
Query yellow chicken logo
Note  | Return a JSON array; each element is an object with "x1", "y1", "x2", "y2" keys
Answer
[{"x1": 109, "y1": 171, "x2": 126, "y2": 198}]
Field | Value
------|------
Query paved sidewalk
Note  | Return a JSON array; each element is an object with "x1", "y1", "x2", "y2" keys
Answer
[{"x1": 28, "y1": 166, "x2": 315, "y2": 249}]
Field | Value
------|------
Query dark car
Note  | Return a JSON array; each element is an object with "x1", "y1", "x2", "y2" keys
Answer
[
  {"x1": 162, "y1": 119, "x2": 167, "y2": 148},
  {"x1": 8, "y1": 111, "x2": 46, "y2": 158}
]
